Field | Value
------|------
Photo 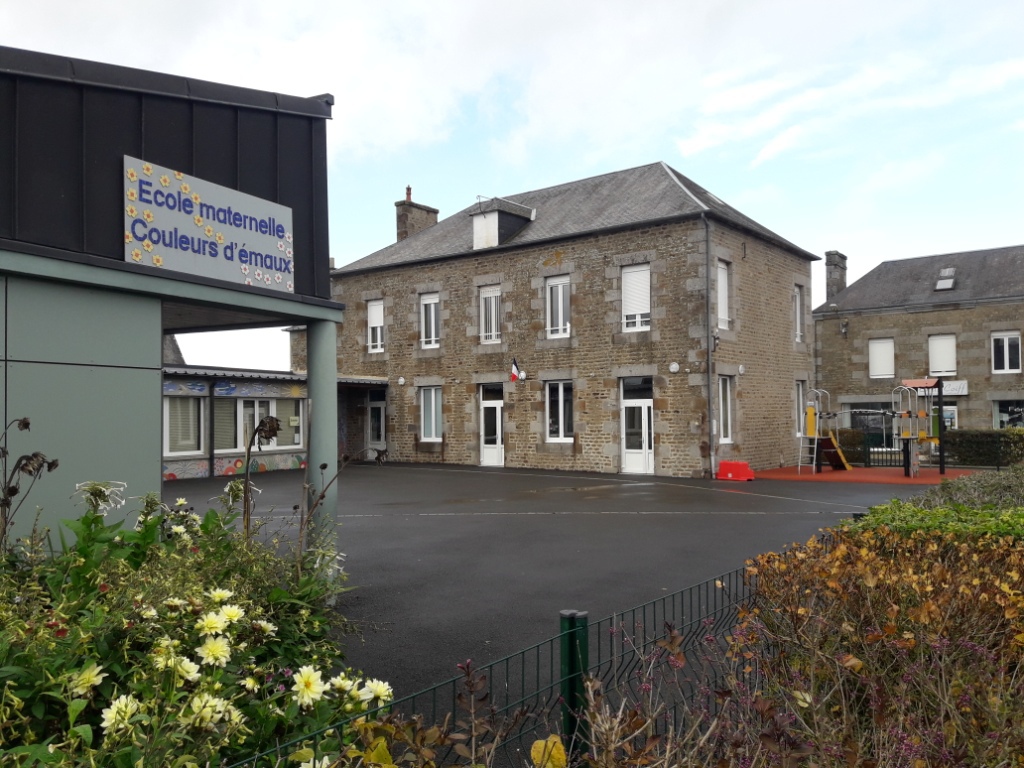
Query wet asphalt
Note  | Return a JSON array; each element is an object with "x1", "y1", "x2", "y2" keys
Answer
[{"x1": 164, "y1": 464, "x2": 921, "y2": 697}]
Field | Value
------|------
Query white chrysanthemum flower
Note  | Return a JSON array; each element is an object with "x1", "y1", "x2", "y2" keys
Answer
[
  {"x1": 242, "y1": 676, "x2": 260, "y2": 692},
  {"x1": 183, "y1": 692, "x2": 228, "y2": 730},
  {"x1": 195, "y1": 636, "x2": 231, "y2": 667},
  {"x1": 300, "y1": 756, "x2": 332, "y2": 768},
  {"x1": 175, "y1": 657, "x2": 201, "y2": 684},
  {"x1": 361, "y1": 678, "x2": 394, "y2": 703},
  {"x1": 253, "y1": 620, "x2": 277, "y2": 636},
  {"x1": 171, "y1": 524, "x2": 187, "y2": 535},
  {"x1": 206, "y1": 588, "x2": 234, "y2": 602},
  {"x1": 329, "y1": 673, "x2": 354, "y2": 693},
  {"x1": 141, "y1": 606, "x2": 158, "y2": 619},
  {"x1": 292, "y1": 665, "x2": 327, "y2": 708},
  {"x1": 219, "y1": 604, "x2": 245, "y2": 623},
  {"x1": 175, "y1": 497, "x2": 188, "y2": 507},
  {"x1": 195, "y1": 611, "x2": 228, "y2": 636},
  {"x1": 100, "y1": 694, "x2": 141, "y2": 735},
  {"x1": 70, "y1": 663, "x2": 107, "y2": 696},
  {"x1": 162, "y1": 598, "x2": 186, "y2": 612}
]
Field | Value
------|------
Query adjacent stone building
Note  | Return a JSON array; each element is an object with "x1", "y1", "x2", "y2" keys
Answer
[
  {"x1": 297, "y1": 162, "x2": 817, "y2": 476},
  {"x1": 813, "y1": 246, "x2": 1024, "y2": 431}
]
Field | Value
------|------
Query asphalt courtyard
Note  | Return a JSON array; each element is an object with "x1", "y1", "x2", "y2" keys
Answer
[{"x1": 163, "y1": 464, "x2": 924, "y2": 696}]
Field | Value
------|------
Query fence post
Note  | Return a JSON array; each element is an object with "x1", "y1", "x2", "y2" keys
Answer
[{"x1": 560, "y1": 610, "x2": 590, "y2": 757}]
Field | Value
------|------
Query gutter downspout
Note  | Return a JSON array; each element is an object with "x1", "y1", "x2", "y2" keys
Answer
[{"x1": 702, "y1": 213, "x2": 715, "y2": 479}]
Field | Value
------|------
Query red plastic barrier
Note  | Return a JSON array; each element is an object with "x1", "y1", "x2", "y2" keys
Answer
[{"x1": 716, "y1": 460, "x2": 754, "y2": 481}]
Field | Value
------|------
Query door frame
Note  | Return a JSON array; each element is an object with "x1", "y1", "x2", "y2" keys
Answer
[{"x1": 620, "y1": 398, "x2": 654, "y2": 474}]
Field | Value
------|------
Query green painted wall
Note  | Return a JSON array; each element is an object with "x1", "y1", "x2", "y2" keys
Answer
[{"x1": 3, "y1": 277, "x2": 162, "y2": 541}]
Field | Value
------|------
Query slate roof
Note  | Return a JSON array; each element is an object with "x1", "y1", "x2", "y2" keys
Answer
[
  {"x1": 814, "y1": 244, "x2": 1024, "y2": 314},
  {"x1": 337, "y1": 162, "x2": 817, "y2": 274}
]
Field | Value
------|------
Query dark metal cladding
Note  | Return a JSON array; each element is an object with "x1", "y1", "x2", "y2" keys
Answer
[{"x1": 0, "y1": 45, "x2": 333, "y2": 301}]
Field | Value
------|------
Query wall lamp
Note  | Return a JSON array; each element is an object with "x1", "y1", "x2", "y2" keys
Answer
[{"x1": 840, "y1": 320, "x2": 849, "y2": 338}]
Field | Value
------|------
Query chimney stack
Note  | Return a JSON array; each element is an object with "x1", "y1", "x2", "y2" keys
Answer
[
  {"x1": 825, "y1": 250, "x2": 848, "y2": 300},
  {"x1": 395, "y1": 186, "x2": 439, "y2": 242}
]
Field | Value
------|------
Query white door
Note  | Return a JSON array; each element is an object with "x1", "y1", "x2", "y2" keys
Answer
[
  {"x1": 621, "y1": 399, "x2": 654, "y2": 474},
  {"x1": 368, "y1": 403, "x2": 386, "y2": 453},
  {"x1": 480, "y1": 384, "x2": 504, "y2": 466}
]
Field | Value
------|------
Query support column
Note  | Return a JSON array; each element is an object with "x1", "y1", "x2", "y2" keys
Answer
[{"x1": 307, "y1": 319, "x2": 339, "y2": 530}]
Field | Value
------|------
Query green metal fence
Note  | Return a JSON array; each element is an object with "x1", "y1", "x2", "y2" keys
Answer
[{"x1": 226, "y1": 563, "x2": 753, "y2": 767}]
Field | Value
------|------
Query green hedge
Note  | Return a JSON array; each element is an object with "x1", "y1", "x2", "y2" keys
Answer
[{"x1": 943, "y1": 428, "x2": 1024, "y2": 467}]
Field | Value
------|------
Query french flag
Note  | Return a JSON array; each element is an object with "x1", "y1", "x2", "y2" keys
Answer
[{"x1": 510, "y1": 358, "x2": 521, "y2": 382}]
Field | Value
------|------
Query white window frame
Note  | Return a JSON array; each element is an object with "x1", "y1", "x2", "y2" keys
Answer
[
  {"x1": 718, "y1": 375, "x2": 733, "y2": 444},
  {"x1": 992, "y1": 331, "x2": 1022, "y2": 374},
  {"x1": 928, "y1": 334, "x2": 957, "y2": 377},
  {"x1": 420, "y1": 293, "x2": 440, "y2": 349},
  {"x1": 793, "y1": 284, "x2": 805, "y2": 342},
  {"x1": 546, "y1": 275, "x2": 570, "y2": 338},
  {"x1": 420, "y1": 386, "x2": 443, "y2": 442},
  {"x1": 479, "y1": 286, "x2": 501, "y2": 344},
  {"x1": 717, "y1": 260, "x2": 730, "y2": 330},
  {"x1": 164, "y1": 396, "x2": 204, "y2": 456},
  {"x1": 621, "y1": 263, "x2": 651, "y2": 332},
  {"x1": 868, "y1": 338, "x2": 895, "y2": 379},
  {"x1": 367, "y1": 299, "x2": 384, "y2": 353},
  {"x1": 212, "y1": 398, "x2": 305, "y2": 453},
  {"x1": 545, "y1": 381, "x2": 574, "y2": 442},
  {"x1": 795, "y1": 380, "x2": 806, "y2": 437}
]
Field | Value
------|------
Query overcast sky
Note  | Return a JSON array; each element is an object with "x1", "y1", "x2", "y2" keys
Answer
[{"x1": 4, "y1": 1, "x2": 1023, "y2": 370}]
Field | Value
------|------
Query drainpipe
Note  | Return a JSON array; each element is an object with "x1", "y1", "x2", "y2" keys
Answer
[{"x1": 703, "y1": 213, "x2": 715, "y2": 479}]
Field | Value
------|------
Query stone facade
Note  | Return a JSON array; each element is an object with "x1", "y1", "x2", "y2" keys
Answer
[{"x1": 316, "y1": 217, "x2": 814, "y2": 475}]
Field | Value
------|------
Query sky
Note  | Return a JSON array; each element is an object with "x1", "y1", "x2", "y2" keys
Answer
[{"x1": 4, "y1": 1, "x2": 1023, "y2": 370}]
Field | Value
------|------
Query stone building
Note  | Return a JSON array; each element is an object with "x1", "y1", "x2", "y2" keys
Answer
[
  {"x1": 296, "y1": 163, "x2": 817, "y2": 476},
  {"x1": 813, "y1": 246, "x2": 1024, "y2": 432}
]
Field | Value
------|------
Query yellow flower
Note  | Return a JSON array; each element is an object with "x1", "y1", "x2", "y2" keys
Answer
[
  {"x1": 242, "y1": 676, "x2": 260, "y2": 692},
  {"x1": 175, "y1": 497, "x2": 187, "y2": 507},
  {"x1": 131, "y1": 249, "x2": 142, "y2": 262},
  {"x1": 101, "y1": 694, "x2": 141, "y2": 735},
  {"x1": 174, "y1": 171, "x2": 184, "y2": 180},
  {"x1": 253, "y1": 619, "x2": 277, "y2": 635},
  {"x1": 143, "y1": 209, "x2": 154, "y2": 223},
  {"x1": 142, "y1": 163, "x2": 153, "y2": 176},
  {"x1": 160, "y1": 175, "x2": 171, "y2": 187},
  {"x1": 183, "y1": 692, "x2": 230, "y2": 729},
  {"x1": 70, "y1": 663, "x2": 107, "y2": 696},
  {"x1": 123, "y1": 231, "x2": 132, "y2": 244},
  {"x1": 180, "y1": 182, "x2": 191, "y2": 194},
  {"x1": 219, "y1": 604, "x2": 245, "y2": 623},
  {"x1": 192, "y1": 192, "x2": 201, "y2": 204},
  {"x1": 329, "y1": 673, "x2": 354, "y2": 693},
  {"x1": 292, "y1": 665, "x2": 327, "y2": 708},
  {"x1": 204, "y1": 225, "x2": 214, "y2": 237},
  {"x1": 531, "y1": 735, "x2": 567, "y2": 768},
  {"x1": 174, "y1": 657, "x2": 201, "y2": 684},
  {"x1": 126, "y1": 188, "x2": 138, "y2": 201},
  {"x1": 125, "y1": 205, "x2": 137, "y2": 217},
  {"x1": 216, "y1": 232, "x2": 225, "y2": 244},
  {"x1": 207, "y1": 588, "x2": 234, "y2": 602},
  {"x1": 152, "y1": 254, "x2": 164, "y2": 267},
  {"x1": 195, "y1": 636, "x2": 231, "y2": 667},
  {"x1": 359, "y1": 678, "x2": 393, "y2": 702},
  {"x1": 126, "y1": 168, "x2": 138, "y2": 182},
  {"x1": 143, "y1": 241, "x2": 154, "y2": 252},
  {"x1": 194, "y1": 215, "x2": 204, "y2": 227},
  {"x1": 195, "y1": 611, "x2": 228, "y2": 636}
]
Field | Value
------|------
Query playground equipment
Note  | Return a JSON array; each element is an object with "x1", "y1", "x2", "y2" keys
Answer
[{"x1": 798, "y1": 389, "x2": 852, "y2": 474}]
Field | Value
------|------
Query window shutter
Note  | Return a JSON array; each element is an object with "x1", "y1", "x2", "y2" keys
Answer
[
  {"x1": 717, "y1": 261, "x2": 729, "y2": 326},
  {"x1": 929, "y1": 335, "x2": 956, "y2": 376},
  {"x1": 622, "y1": 264, "x2": 650, "y2": 317},
  {"x1": 367, "y1": 300, "x2": 383, "y2": 327},
  {"x1": 868, "y1": 338, "x2": 895, "y2": 378},
  {"x1": 213, "y1": 398, "x2": 238, "y2": 450}
]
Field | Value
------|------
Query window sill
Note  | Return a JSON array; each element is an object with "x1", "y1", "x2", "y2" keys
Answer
[
  {"x1": 613, "y1": 331, "x2": 652, "y2": 345},
  {"x1": 416, "y1": 441, "x2": 443, "y2": 453}
]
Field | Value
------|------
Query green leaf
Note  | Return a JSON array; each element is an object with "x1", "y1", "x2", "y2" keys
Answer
[
  {"x1": 289, "y1": 747, "x2": 315, "y2": 762},
  {"x1": 61, "y1": 518, "x2": 85, "y2": 539},
  {"x1": 0, "y1": 665, "x2": 28, "y2": 679},
  {"x1": 71, "y1": 723, "x2": 93, "y2": 747},
  {"x1": 68, "y1": 698, "x2": 88, "y2": 727}
]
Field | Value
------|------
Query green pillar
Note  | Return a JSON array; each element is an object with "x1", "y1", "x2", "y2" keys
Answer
[{"x1": 306, "y1": 319, "x2": 338, "y2": 532}]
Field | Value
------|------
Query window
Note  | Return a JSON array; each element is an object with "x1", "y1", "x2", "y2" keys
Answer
[
  {"x1": 992, "y1": 331, "x2": 1021, "y2": 374},
  {"x1": 928, "y1": 334, "x2": 957, "y2": 376},
  {"x1": 367, "y1": 299, "x2": 384, "y2": 352},
  {"x1": 420, "y1": 293, "x2": 440, "y2": 348},
  {"x1": 212, "y1": 398, "x2": 304, "y2": 451},
  {"x1": 546, "y1": 381, "x2": 574, "y2": 442},
  {"x1": 793, "y1": 285, "x2": 805, "y2": 342},
  {"x1": 795, "y1": 381, "x2": 806, "y2": 436},
  {"x1": 546, "y1": 275, "x2": 570, "y2": 338},
  {"x1": 621, "y1": 264, "x2": 651, "y2": 331},
  {"x1": 420, "y1": 386, "x2": 442, "y2": 441},
  {"x1": 479, "y1": 286, "x2": 501, "y2": 343},
  {"x1": 717, "y1": 260, "x2": 730, "y2": 330},
  {"x1": 165, "y1": 397, "x2": 203, "y2": 454},
  {"x1": 718, "y1": 375, "x2": 733, "y2": 444},
  {"x1": 868, "y1": 338, "x2": 895, "y2": 379},
  {"x1": 994, "y1": 400, "x2": 1024, "y2": 429}
]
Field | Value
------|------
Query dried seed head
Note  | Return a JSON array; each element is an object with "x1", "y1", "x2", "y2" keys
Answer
[
  {"x1": 46, "y1": 459, "x2": 59, "y2": 473},
  {"x1": 20, "y1": 452, "x2": 47, "y2": 477},
  {"x1": 16, "y1": 417, "x2": 30, "y2": 431},
  {"x1": 256, "y1": 416, "x2": 281, "y2": 441}
]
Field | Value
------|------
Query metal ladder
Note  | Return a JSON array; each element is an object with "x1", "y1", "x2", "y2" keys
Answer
[{"x1": 797, "y1": 389, "x2": 830, "y2": 474}]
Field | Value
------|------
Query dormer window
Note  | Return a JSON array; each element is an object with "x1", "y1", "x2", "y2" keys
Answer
[
  {"x1": 935, "y1": 267, "x2": 955, "y2": 291},
  {"x1": 471, "y1": 197, "x2": 535, "y2": 249}
]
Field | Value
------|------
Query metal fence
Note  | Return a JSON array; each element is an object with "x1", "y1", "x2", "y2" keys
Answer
[{"x1": 226, "y1": 563, "x2": 753, "y2": 767}]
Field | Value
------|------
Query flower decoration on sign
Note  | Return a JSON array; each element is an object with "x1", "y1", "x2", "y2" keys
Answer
[
  {"x1": 126, "y1": 188, "x2": 138, "y2": 201},
  {"x1": 275, "y1": 273, "x2": 282, "y2": 283},
  {"x1": 126, "y1": 168, "x2": 138, "y2": 182},
  {"x1": 216, "y1": 232, "x2": 225, "y2": 244},
  {"x1": 254, "y1": 269, "x2": 263, "y2": 281},
  {"x1": 126, "y1": 205, "x2": 138, "y2": 217},
  {"x1": 244, "y1": 278, "x2": 252, "y2": 286},
  {"x1": 143, "y1": 209, "x2": 155, "y2": 223},
  {"x1": 180, "y1": 183, "x2": 191, "y2": 194},
  {"x1": 240, "y1": 264, "x2": 249, "y2": 275},
  {"x1": 191, "y1": 192, "x2": 201, "y2": 204},
  {"x1": 264, "y1": 276, "x2": 272, "y2": 285},
  {"x1": 285, "y1": 231, "x2": 293, "y2": 243},
  {"x1": 159, "y1": 174, "x2": 171, "y2": 187},
  {"x1": 143, "y1": 241, "x2": 154, "y2": 252},
  {"x1": 131, "y1": 249, "x2": 142, "y2": 262},
  {"x1": 277, "y1": 241, "x2": 285, "y2": 251},
  {"x1": 193, "y1": 215, "x2": 204, "y2": 227},
  {"x1": 174, "y1": 170, "x2": 184, "y2": 180},
  {"x1": 287, "y1": 281, "x2": 293, "y2": 292},
  {"x1": 142, "y1": 163, "x2": 153, "y2": 176},
  {"x1": 286, "y1": 248, "x2": 293, "y2": 257},
  {"x1": 152, "y1": 254, "x2": 164, "y2": 267},
  {"x1": 204, "y1": 225, "x2": 214, "y2": 237},
  {"x1": 123, "y1": 231, "x2": 133, "y2": 244}
]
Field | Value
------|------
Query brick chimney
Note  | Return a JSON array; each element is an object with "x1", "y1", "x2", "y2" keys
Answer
[
  {"x1": 825, "y1": 250, "x2": 848, "y2": 300},
  {"x1": 395, "y1": 186, "x2": 439, "y2": 241}
]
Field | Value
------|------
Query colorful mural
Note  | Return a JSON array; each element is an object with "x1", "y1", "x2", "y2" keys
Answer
[
  {"x1": 164, "y1": 378, "x2": 307, "y2": 399},
  {"x1": 163, "y1": 452, "x2": 307, "y2": 481}
]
